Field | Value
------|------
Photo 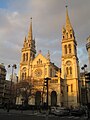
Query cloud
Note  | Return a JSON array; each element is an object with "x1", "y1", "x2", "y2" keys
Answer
[{"x1": 0, "y1": 0, "x2": 90, "y2": 79}]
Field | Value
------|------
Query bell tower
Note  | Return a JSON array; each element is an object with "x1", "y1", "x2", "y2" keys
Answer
[
  {"x1": 61, "y1": 7, "x2": 80, "y2": 107},
  {"x1": 19, "y1": 18, "x2": 36, "y2": 81}
]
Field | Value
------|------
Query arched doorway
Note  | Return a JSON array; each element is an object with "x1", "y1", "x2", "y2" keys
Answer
[
  {"x1": 51, "y1": 91, "x2": 57, "y2": 106},
  {"x1": 35, "y1": 91, "x2": 41, "y2": 106}
]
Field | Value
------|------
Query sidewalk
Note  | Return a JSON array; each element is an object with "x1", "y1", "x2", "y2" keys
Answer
[
  {"x1": 0, "y1": 109, "x2": 89, "y2": 120},
  {"x1": 0, "y1": 108, "x2": 41, "y2": 115}
]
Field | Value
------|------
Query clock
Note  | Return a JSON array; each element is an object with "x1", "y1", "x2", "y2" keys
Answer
[{"x1": 34, "y1": 69, "x2": 42, "y2": 77}]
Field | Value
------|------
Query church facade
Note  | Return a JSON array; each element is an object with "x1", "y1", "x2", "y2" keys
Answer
[{"x1": 16, "y1": 8, "x2": 80, "y2": 108}]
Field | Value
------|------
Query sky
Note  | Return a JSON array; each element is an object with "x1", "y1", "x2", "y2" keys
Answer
[{"x1": 0, "y1": 0, "x2": 90, "y2": 79}]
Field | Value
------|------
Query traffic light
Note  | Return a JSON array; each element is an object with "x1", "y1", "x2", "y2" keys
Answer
[
  {"x1": 44, "y1": 77, "x2": 51, "y2": 86},
  {"x1": 85, "y1": 72, "x2": 90, "y2": 83},
  {"x1": 44, "y1": 79, "x2": 48, "y2": 86}
]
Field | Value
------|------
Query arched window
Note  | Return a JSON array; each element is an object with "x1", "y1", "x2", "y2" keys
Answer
[
  {"x1": 64, "y1": 45, "x2": 67, "y2": 54},
  {"x1": 50, "y1": 68, "x2": 52, "y2": 77},
  {"x1": 66, "y1": 33, "x2": 68, "y2": 38},
  {"x1": 23, "y1": 53, "x2": 25, "y2": 61},
  {"x1": 39, "y1": 59, "x2": 40, "y2": 64},
  {"x1": 22, "y1": 67, "x2": 27, "y2": 80},
  {"x1": 41, "y1": 60, "x2": 42, "y2": 64},
  {"x1": 70, "y1": 67, "x2": 72, "y2": 74},
  {"x1": 70, "y1": 34, "x2": 72, "y2": 38},
  {"x1": 66, "y1": 67, "x2": 69, "y2": 75},
  {"x1": 26, "y1": 53, "x2": 28, "y2": 61},
  {"x1": 68, "y1": 44, "x2": 71, "y2": 53},
  {"x1": 71, "y1": 84, "x2": 73, "y2": 92}
]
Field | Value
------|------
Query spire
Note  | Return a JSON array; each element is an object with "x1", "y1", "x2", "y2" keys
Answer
[
  {"x1": 65, "y1": 6, "x2": 72, "y2": 30},
  {"x1": 24, "y1": 36, "x2": 27, "y2": 42},
  {"x1": 28, "y1": 17, "x2": 33, "y2": 41},
  {"x1": 47, "y1": 50, "x2": 50, "y2": 61}
]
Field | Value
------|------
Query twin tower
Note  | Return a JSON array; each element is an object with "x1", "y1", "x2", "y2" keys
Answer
[{"x1": 18, "y1": 7, "x2": 79, "y2": 107}]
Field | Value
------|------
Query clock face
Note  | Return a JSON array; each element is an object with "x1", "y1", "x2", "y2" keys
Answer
[{"x1": 34, "y1": 69, "x2": 42, "y2": 77}]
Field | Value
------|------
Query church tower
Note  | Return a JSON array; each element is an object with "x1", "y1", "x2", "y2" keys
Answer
[
  {"x1": 19, "y1": 18, "x2": 36, "y2": 81},
  {"x1": 61, "y1": 7, "x2": 80, "y2": 107}
]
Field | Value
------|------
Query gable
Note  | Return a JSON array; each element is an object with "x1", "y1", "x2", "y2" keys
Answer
[{"x1": 32, "y1": 53, "x2": 48, "y2": 65}]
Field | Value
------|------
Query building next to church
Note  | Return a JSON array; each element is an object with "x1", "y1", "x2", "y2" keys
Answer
[
  {"x1": 86, "y1": 36, "x2": 90, "y2": 71},
  {"x1": 0, "y1": 63, "x2": 12, "y2": 105},
  {"x1": 16, "y1": 7, "x2": 80, "y2": 108}
]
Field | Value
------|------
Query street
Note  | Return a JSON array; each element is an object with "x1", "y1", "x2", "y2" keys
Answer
[{"x1": 0, "y1": 109, "x2": 88, "y2": 120}]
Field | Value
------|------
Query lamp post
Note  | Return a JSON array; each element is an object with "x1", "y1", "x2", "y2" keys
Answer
[
  {"x1": 81, "y1": 64, "x2": 88, "y2": 105},
  {"x1": 8, "y1": 64, "x2": 17, "y2": 104}
]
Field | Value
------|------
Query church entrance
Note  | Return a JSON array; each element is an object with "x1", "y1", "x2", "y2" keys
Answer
[
  {"x1": 51, "y1": 91, "x2": 57, "y2": 106},
  {"x1": 35, "y1": 91, "x2": 41, "y2": 106}
]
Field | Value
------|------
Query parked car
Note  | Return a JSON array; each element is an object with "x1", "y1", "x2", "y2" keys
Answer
[
  {"x1": 49, "y1": 106, "x2": 57, "y2": 115},
  {"x1": 49, "y1": 106, "x2": 70, "y2": 116},
  {"x1": 70, "y1": 106, "x2": 86, "y2": 116}
]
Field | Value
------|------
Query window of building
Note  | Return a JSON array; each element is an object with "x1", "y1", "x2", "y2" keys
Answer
[
  {"x1": 71, "y1": 84, "x2": 73, "y2": 92},
  {"x1": 50, "y1": 68, "x2": 52, "y2": 77},
  {"x1": 66, "y1": 33, "x2": 68, "y2": 38},
  {"x1": 39, "y1": 59, "x2": 40, "y2": 64},
  {"x1": 26, "y1": 53, "x2": 28, "y2": 61},
  {"x1": 70, "y1": 34, "x2": 72, "y2": 38},
  {"x1": 64, "y1": 45, "x2": 67, "y2": 54},
  {"x1": 23, "y1": 53, "x2": 25, "y2": 61},
  {"x1": 70, "y1": 67, "x2": 72, "y2": 75},
  {"x1": 68, "y1": 44, "x2": 71, "y2": 53},
  {"x1": 66, "y1": 67, "x2": 69, "y2": 75}
]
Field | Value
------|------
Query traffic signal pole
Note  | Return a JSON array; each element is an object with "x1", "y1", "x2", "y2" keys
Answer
[{"x1": 44, "y1": 77, "x2": 51, "y2": 107}]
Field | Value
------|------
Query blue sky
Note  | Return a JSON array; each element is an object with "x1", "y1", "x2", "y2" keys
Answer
[
  {"x1": 0, "y1": 1, "x2": 8, "y2": 8},
  {"x1": 0, "y1": 0, "x2": 90, "y2": 79}
]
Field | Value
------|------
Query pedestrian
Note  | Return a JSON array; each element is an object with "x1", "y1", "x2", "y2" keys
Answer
[
  {"x1": 4, "y1": 103, "x2": 7, "y2": 110},
  {"x1": 7, "y1": 100, "x2": 10, "y2": 112}
]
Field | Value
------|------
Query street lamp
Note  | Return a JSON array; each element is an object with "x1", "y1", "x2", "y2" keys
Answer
[
  {"x1": 8, "y1": 64, "x2": 17, "y2": 103},
  {"x1": 81, "y1": 64, "x2": 88, "y2": 105},
  {"x1": 81, "y1": 64, "x2": 87, "y2": 73}
]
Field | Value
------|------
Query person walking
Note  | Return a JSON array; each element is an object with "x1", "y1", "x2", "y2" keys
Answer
[{"x1": 7, "y1": 100, "x2": 10, "y2": 112}]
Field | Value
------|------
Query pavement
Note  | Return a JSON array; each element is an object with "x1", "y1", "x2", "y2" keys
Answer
[
  {"x1": 0, "y1": 108, "x2": 41, "y2": 115},
  {"x1": 0, "y1": 108, "x2": 89, "y2": 120}
]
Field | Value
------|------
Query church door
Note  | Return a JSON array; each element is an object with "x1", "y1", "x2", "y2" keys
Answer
[
  {"x1": 35, "y1": 91, "x2": 41, "y2": 106},
  {"x1": 51, "y1": 91, "x2": 57, "y2": 106}
]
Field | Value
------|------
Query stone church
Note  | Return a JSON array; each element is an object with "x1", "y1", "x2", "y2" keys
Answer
[{"x1": 16, "y1": 7, "x2": 80, "y2": 108}]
